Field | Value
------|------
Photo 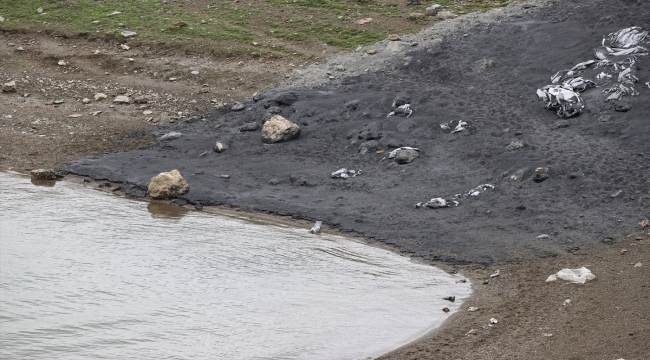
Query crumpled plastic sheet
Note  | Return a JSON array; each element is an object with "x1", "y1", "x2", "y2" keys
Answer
[
  {"x1": 387, "y1": 104, "x2": 413, "y2": 118},
  {"x1": 331, "y1": 168, "x2": 362, "y2": 179},
  {"x1": 308, "y1": 221, "x2": 322, "y2": 234},
  {"x1": 440, "y1": 120, "x2": 471, "y2": 133},
  {"x1": 546, "y1": 267, "x2": 595, "y2": 284},
  {"x1": 416, "y1": 184, "x2": 494, "y2": 209},
  {"x1": 538, "y1": 27, "x2": 649, "y2": 118}
]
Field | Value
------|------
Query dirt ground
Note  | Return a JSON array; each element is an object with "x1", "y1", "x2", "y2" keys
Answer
[{"x1": 2, "y1": 0, "x2": 650, "y2": 359}]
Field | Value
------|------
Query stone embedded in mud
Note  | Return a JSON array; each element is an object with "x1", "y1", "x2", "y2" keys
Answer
[
  {"x1": 261, "y1": 115, "x2": 301, "y2": 143},
  {"x1": 510, "y1": 167, "x2": 528, "y2": 181},
  {"x1": 273, "y1": 91, "x2": 298, "y2": 105},
  {"x1": 506, "y1": 140, "x2": 524, "y2": 152},
  {"x1": 213, "y1": 141, "x2": 227, "y2": 153},
  {"x1": 113, "y1": 95, "x2": 130, "y2": 104},
  {"x1": 240, "y1": 122, "x2": 259, "y2": 132},
  {"x1": 231, "y1": 102, "x2": 245, "y2": 111},
  {"x1": 358, "y1": 140, "x2": 379, "y2": 154},
  {"x1": 386, "y1": 41, "x2": 410, "y2": 53},
  {"x1": 533, "y1": 167, "x2": 550, "y2": 183},
  {"x1": 160, "y1": 131, "x2": 182, "y2": 141},
  {"x1": 394, "y1": 148, "x2": 420, "y2": 164},
  {"x1": 30, "y1": 169, "x2": 57, "y2": 180},
  {"x1": 147, "y1": 169, "x2": 189, "y2": 200},
  {"x1": 2, "y1": 81, "x2": 17, "y2": 93}
]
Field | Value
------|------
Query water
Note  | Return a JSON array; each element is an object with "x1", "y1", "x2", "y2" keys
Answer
[{"x1": 0, "y1": 172, "x2": 472, "y2": 359}]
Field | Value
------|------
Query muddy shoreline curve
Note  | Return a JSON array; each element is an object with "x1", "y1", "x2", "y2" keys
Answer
[{"x1": 60, "y1": 0, "x2": 649, "y2": 267}]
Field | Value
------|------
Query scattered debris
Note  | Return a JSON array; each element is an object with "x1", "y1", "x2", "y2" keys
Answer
[
  {"x1": 440, "y1": 119, "x2": 471, "y2": 133},
  {"x1": 546, "y1": 267, "x2": 595, "y2": 284},
  {"x1": 308, "y1": 221, "x2": 323, "y2": 234},
  {"x1": 537, "y1": 234, "x2": 550, "y2": 239},
  {"x1": 468, "y1": 307, "x2": 479, "y2": 312},
  {"x1": 331, "y1": 168, "x2": 362, "y2": 179},
  {"x1": 387, "y1": 104, "x2": 413, "y2": 118},
  {"x1": 489, "y1": 269, "x2": 500, "y2": 278},
  {"x1": 443, "y1": 296, "x2": 455, "y2": 302}
]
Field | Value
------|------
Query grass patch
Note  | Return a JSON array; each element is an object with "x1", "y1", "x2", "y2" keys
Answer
[{"x1": 0, "y1": 0, "x2": 513, "y2": 56}]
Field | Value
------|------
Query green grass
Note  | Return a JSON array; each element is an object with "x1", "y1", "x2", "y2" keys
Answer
[{"x1": 0, "y1": 0, "x2": 512, "y2": 55}]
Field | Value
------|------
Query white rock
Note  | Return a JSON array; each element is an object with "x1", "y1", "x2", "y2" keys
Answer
[
  {"x1": 147, "y1": 169, "x2": 189, "y2": 200},
  {"x1": 58, "y1": 60, "x2": 67, "y2": 66},
  {"x1": 113, "y1": 95, "x2": 130, "y2": 104},
  {"x1": 82, "y1": 98, "x2": 90, "y2": 104},
  {"x1": 425, "y1": 4, "x2": 442, "y2": 16},
  {"x1": 94, "y1": 93, "x2": 107, "y2": 101},
  {"x1": 121, "y1": 31, "x2": 137, "y2": 38},
  {"x1": 2, "y1": 81, "x2": 17, "y2": 93},
  {"x1": 0, "y1": 16, "x2": 5, "y2": 22},
  {"x1": 37, "y1": 7, "x2": 43, "y2": 13},
  {"x1": 261, "y1": 115, "x2": 301, "y2": 143}
]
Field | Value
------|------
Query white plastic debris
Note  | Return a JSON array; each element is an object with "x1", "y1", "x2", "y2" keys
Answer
[
  {"x1": 387, "y1": 146, "x2": 419, "y2": 159},
  {"x1": 489, "y1": 269, "x2": 500, "y2": 278},
  {"x1": 537, "y1": 234, "x2": 550, "y2": 239},
  {"x1": 331, "y1": 168, "x2": 362, "y2": 179},
  {"x1": 538, "y1": 26, "x2": 649, "y2": 117},
  {"x1": 440, "y1": 119, "x2": 471, "y2": 133},
  {"x1": 308, "y1": 221, "x2": 322, "y2": 234},
  {"x1": 463, "y1": 184, "x2": 494, "y2": 197},
  {"x1": 425, "y1": 197, "x2": 459, "y2": 209},
  {"x1": 562, "y1": 299, "x2": 571, "y2": 306},
  {"x1": 387, "y1": 104, "x2": 413, "y2": 118},
  {"x1": 546, "y1": 267, "x2": 595, "y2": 284},
  {"x1": 490, "y1": 318, "x2": 498, "y2": 324}
]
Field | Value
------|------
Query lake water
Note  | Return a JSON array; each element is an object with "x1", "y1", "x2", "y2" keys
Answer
[{"x1": 0, "y1": 172, "x2": 471, "y2": 359}]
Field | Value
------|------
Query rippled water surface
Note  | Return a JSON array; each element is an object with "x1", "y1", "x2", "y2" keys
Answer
[{"x1": 0, "y1": 172, "x2": 471, "y2": 359}]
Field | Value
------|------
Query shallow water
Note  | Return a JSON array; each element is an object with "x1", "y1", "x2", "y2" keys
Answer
[{"x1": 0, "y1": 172, "x2": 471, "y2": 360}]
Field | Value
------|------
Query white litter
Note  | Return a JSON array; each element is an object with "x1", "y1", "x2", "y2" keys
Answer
[
  {"x1": 387, "y1": 104, "x2": 413, "y2": 118},
  {"x1": 490, "y1": 318, "x2": 498, "y2": 324},
  {"x1": 121, "y1": 31, "x2": 137, "y2": 38},
  {"x1": 440, "y1": 119, "x2": 471, "y2": 133},
  {"x1": 308, "y1": 221, "x2": 322, "y2": 234},
  {"x1": 387, "y1": 146, "x2": 419, "y2": 159},
  {"x1": 489, "y1": 269, "x2": 500, "y2": 278},
  {"x1": 537, "y1": 234, "x2": 550, "y2": 239},
  {"x1": 331, "y1": 168, "x2": 362, "y2": 179},
  {"x1": 546, "y1": 267, "x2": 595, "y2": 284}
]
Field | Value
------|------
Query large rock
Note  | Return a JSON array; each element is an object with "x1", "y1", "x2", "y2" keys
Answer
[
  {"x1": 2, "y1": 81, "x2": 17, "y2": 93},
  {"x1": 425, "y1": 4, "x2": 442, "y2": 16},
  {"x1": 261, "y1": 115, "x2": 301, "y2": 143},
  {"x1": 394, "y1": 149, "x2": 420, "y2": 164},
  {"x1": 30, "y1": 169, "x2": 57, "y2": 180},
  {"x1": 147, "y1": 169, "x2": 189, "y2": 200}
]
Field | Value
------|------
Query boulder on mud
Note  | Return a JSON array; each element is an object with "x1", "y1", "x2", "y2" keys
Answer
[
  {"x1": 261, "y1": 115, "x2": 301, "y2": 143},
  {"x1": 30, "y1": 169, "x2": 57, "y2": 180},
  {"x1": 147, "y1": 169, "x2": 189, "y2": 200},
  {"x1": 394, "y1": 148, "x2": 420, "y2": 164}
]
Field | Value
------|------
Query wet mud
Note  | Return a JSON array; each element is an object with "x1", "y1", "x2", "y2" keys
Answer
[{"x1": 61, "y1": 0, "x2": 650, "y2": 266}]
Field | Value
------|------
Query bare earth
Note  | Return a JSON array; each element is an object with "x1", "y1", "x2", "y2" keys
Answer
[{"x1": 2, "y1": 1, "x2": 649, "y2": 359}]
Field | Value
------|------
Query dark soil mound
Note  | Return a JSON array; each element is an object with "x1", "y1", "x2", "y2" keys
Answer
[{"x1": 61, "y1": 0, "x2": 650, "y2": 265}]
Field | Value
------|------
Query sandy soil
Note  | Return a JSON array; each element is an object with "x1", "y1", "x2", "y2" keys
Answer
[{"x1": 3, "y1": 0, "x2": 650, "y2": 359}]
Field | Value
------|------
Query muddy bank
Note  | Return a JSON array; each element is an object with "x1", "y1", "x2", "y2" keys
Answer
[{"x1": 60, "y1": 0, "x2": 649, "y2": 266}]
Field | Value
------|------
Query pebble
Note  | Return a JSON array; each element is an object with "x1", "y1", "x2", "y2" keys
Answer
[
  {"x1": 143, "y1": 110, "x2": 153, "y2": 115},
  {"x1": 367, "y1": 49, "x2": 377, "y2": 55},
  {"x1": 94, "y1": 93, "x2": 108, "y2": 101},
  {"x1": 191, "y1": 70, "x2": 199, "y2": 75},
  {"x1": 113, "y1": 95, "x2": 130, "y2": 104},
  {"x1": 82, "y1": 98, "x2": 90, "y2": 104}
]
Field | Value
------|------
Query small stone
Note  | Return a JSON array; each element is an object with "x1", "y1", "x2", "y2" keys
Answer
[
  {"x1": 113, "y1": 95, "x2": 130, "y2": 104},
  {"x1": 133, "y1": 95, "x2": 152, "y2": 104},
  {"x1": 239, "y1": 122, "x2": 259, "y2": 132},
  {"x1": 437, "y1": 10, "x2": 457, "y2": 20},
  {"x1": 170, "y1": 21, "x2": 187, "y2": 30},
  {"x1": 220, "y1": 174, "x2": 231, "y2": 179},
  {"x1": 128, "y1": 58, "x2": 134, "y2": 62},
  {"x1": 94, "y1": 93, "x2": 107, "y2": 101},
  {"x1": 506, "y1": 140, "x2": 524, "y2": 151},
  {"x1": 231, "y1": 102, "x2": 245, "y2": 111},
  {"x1": 552, "y1": 120, "x2": 571, "y2": 129},
  {"x1": 358, "y1": 140, "x2": 379, "y2": 154},
  {"x1": 37, "y1": 7, "x2": 43, "y2": 13},
  {"x1": 2, "y1": 81, "x2": 17, "y2": 93},
  {"x1": 121, "y1": 31, "x2": 137, "y2": 38},
  {"x1": 92, "y1": 20, "x2": 100, "y2": 24},
  {"x1": 213, "y1": 142, "x2": 227, "y2": 153},
  {"x1": 468, "y1": 307, "x2": 479, "y2": 312},
  {"x1": 82, "y1": 98, "x2": 90, "y2": 104},
  {"x1": 68, "y1": 114, "x2": 82, "y2": 118},
  {"x1": 533, "y1": 167, "x2": 549, "y2": 183},
  {"x1": 442, "y1": 307, "x2": 450, "y2": 313},
  {"x1": 367, "y1": 49, "x2": 377, "y2": 55},
  {"x1": 16, "y1": 46, "x2": 25, "y2": 51},
  {"x1": 143, "y1": 110, "x2": 153, "y2": 115},
  {"x1": 510, "y1": 167, "x2": 528, "y2": 181},
  {"x1": 58, "y1": 60, "x2": 67, "y2": 66},
  {"x1": 387, "y1": 34, "x2": 400, "y2": 41},
  {"x1": 160, "y1": 131, "x2": 182, "y2": 141},
  {"x1": 409, "y1": 13, "x2": 425, "y2": 19},
  {"x1": 634, "y1": 262, "x2": 642, "y2": 267},
  {"x1": 425, "y1": 4, "x2": 442, "y2": 16},
  {"x1": 30, "y1": 169, "x2": 57, "y2": 180},
  {"x1": 53, "y1": 100, "x2": 64, "y2": 104},
  {"x1": 537, "y1": 234, "x2": 550, "y2": 239},
  {"x1": 120, "y1": 44, "x2": 130, "y2": 50},
  {"x1": 92, "y1": 111, "x2": 102, "y2": 116},
  {"x1": 191, "y1": 70, "x2": 199, "y2": 75}
]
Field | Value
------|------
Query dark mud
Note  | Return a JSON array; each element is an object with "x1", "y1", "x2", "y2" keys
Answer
[{"x1": 61, "y1": 0, "x2": 650, "y2": 266}]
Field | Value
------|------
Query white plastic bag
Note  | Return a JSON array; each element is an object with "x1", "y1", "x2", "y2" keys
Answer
[{"x1": 546, "y1": 267, "x2": 595, "y2": 284}]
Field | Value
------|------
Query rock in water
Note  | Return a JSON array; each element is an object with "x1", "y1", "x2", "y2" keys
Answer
[
  {"x1": 147, "y1": 169, "x2": 189, "y2": 200},
  {"x1": 30, "y1": 169, "x2": 57, "y2": 180},
  {"x1": 2, "y1": 81, "x2": 17, "y2": 93},
  {"x1": 261, "y1": 115, "x2": 300, "y2": 143}
]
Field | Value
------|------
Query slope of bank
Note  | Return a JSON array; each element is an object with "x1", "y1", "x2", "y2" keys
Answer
[{"x1": 61, "y1": 0, "x2": 649, "y2": 266}]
